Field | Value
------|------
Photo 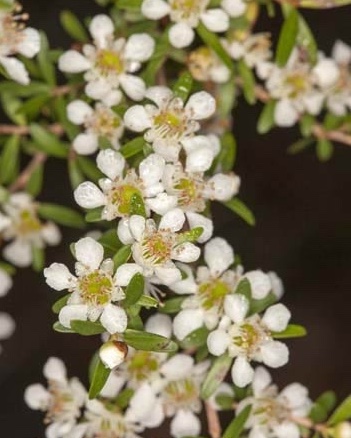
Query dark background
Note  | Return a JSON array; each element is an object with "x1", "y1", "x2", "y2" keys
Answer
[{"x1": 0, "y1": 1, "x2": 350, "y2": 436}]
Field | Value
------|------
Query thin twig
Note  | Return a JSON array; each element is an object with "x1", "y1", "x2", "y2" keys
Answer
[
  {"x1": 0, "y1": 123, "x2": 64, "y2": 136},
  {"x1": 9, "y1": 152, "x2": 47, "y2": 192},
  {"x1": 205, "y1": 402, "x2": 222, "y2": 438}
]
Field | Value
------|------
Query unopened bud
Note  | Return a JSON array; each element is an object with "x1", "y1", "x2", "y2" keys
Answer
[
  {"x1": 335, "y1": 422, "x2": 351, "y2": 438},
  {"x1": 99, "y1": 340, "x2": 128, "y2": 370}
]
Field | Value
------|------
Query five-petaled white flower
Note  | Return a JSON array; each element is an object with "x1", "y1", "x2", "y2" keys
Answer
[
  {"x1": 207, "y1": 295, "x2": 290, "y2": 387},
  {"x1": 44, "y1": 237, "x2": 141, "y2": 334},
  {"x1": 74, "y1": 149, "x2": 176, "y2": 220},
  {"x1": 24, "y1": 357, "x2": 86, "y2": 438},
  {"x1": 67, "y1": 100, "x2": 124, "y2": 155},
  {"x1": 187, "y1": 46, "x2": 231, "y2": 83},
  {"x1": 0, "y1": 193, "x2": 61, "y2": 267},
  {"x1": 59, "y1": 14, "x2": 154, "y2": 106},
  {"x1": 117, "y1": 208, "x2": 205, "y2": 285},
  {"x1": 0, "y1": 3, "x2": 40, "y2": 84},
  {"x1": 124, "y1": 86, "x2": 217, "y2": 164},
  {"x1": 237, "y1": 366, "x2": 311, "y2": 438}
]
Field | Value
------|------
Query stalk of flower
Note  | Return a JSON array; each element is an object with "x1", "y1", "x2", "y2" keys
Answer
[
  {"x1": 44, "y1": 236, "x2": 143, "y2": 334},
  {"x1": 58, "y1": 14, "x2": 155, "y2": 106}
]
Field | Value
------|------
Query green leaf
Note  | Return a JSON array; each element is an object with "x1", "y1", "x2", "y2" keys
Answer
[
  {"x1": 98, "y1": 230, "x2": 122, "y2": 253},
  {"x1": 26, "y1": 161, "x2": 44, "y2": 197},
  {"x1": 316, "y1": 139, "x2": 333, "y2": 162},
  {"x1": 178, "y1": 227, "x2": 203, "y2": 244},
  {"x1": 218, "y1": 80, "x2": 236, "y2": 118},
  {"x1": 257, "y1": 101, "x2": 276, "y2": 134},
  {"x1": 38, "y1": 203, "x2": 85, "y2": 228},
  {"x1": 181, "y1": 326, "x2": 209, "y2": 349},
  {"x1": 120, "y1": 137, "x2": 145, "y2": 158},
  {"x1": 173, "y1": 71, "x2": 193, "y2": 102},
  {"x1": 224, "y1": 198, "x2": 255, "y2": 226},
  {"x1": 238, "y1": 60, "x2": 256, "y2": 104},
  {"x1": 299, "y1": 114, "x2": 315, "y2": 137},
  {"x1": 159, "y1": 296, "x2": 186, "y2": 314},
  {"x1": 328, "y1": 395, "x2": 351, "y2": 425},
  {"x1": 235, "y1": 278, "x2": 252, "y2": 300},
  {"x1": 201, "y1": 353, "x2": 233, "y2": 399},
  {"x1": 77, "y1": 156, "x2": 103, "y2": 182},
  {"x1": 124, "y1": 273, "x2": 145, "y2": 307},
  {"x1": 85, "y1": 207, "x2": 103, "y2": 223},
  {"x1": 53, "y1": 321, "x2": 75, "y2": 333},
  {"x1": 30, "y1": 124, "x2": 68, "y2": 158},
  {"x1": 287, "y1": 137, "x2": 314, "y2": 154},
  {"x1": 310, "y1": 391, "x2": 337, "y2": 422},
  {"x1": 0, "y1": 135, "x2": 20, "y2": 184},
  {"x1": 272, "y1": 324, "x2": 307, "y2": 339},
  {"x1": 143, "y1": 32, "x2": 170, "y2": 85},
  {"x1": 32, "y1": 246, "x2": 44, "y2": 272},
  {"x1": 70, "y1": 320, "x2": 106, "y2": 336},
  {"x1": 116, "y1": 0, "x2": 142, "y2": 11},
  {"x1": 115, "y1": 388, "x2": 134, "y2": 408},
  {"x1": 68, "y1": 159, "x2": 84, "y2": 189},
  {"x1": 222, "y1": 404, "x2": 252, "y2": 438},
  {"x1": 197, "y1": 22, "x2": 233, "y2": 70},
  {"x1": 89, "y1": 357, "x2": 111, "y2": 399},
  {"x1": 299, "y1": 0, "x2": 351, "y2": 8},
  {"x1": 60, "y1": 10, "x2": 89, "y2": 42},
  {"x1": 219, "y1": 132, "x2": 237, "y2": 171},
  {"x1": 297, "y1": 13, "x2": 318, "y2": 65},
  {"x1": 124, "y1": 329, "x2": 178, "y2": 352},
  {"x1": 249, "y1": 292, "x2": 277, "y2": 315},
  {"x1": 52, "y1": 294, "x2": 70, "y2": 314},
  {"x1": 215, "y1": 393, "x2": 235, "y2": 410},
  {"x1": 17, "y1": 94, "x2": 50, "y2": 119},
  {"x1": 1, "y1": 93, "x2": 26, "y2": 125},
  {"x1": 38, "y1": 32, "x2": 56, "y2": 86},
  {"x1": 137, "y1": 295, "x2": 159, "y2": 308},
  {"x1": 113, "y1": 245, "x2": 132, "y2": 269},
  {"x1": 275, "y1": 8, "x2": 299, "y2": 67},
  {"x1": 130, "y1": 192, "x2": 146, "y2": 217}
]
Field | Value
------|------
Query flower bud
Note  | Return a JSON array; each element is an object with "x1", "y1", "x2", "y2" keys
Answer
[
  {"x1": 99, "y1": 341, "x2": 128, "y2": 370},
  {"x1": 335, "y1": 422, "x2": 351, "y2": 438}
]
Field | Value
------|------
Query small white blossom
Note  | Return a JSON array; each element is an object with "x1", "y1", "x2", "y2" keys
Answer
[
  {"x1": 74, "y1": 149, "x2": 175, "y2": 219},
  {"x1": 0, "y1": 3, "x2": 40, "y2": 84},
  {"x1": 117, "y1": 209, "x2": 204, "y2": 285},
  {"x1": 244, "y1": 269, "x2": 273, "y2": 300},
  {"x1": 237, "y1": 367, "x2": 311, "y2": 438},
  {"x1": 0, "y1": 267, "x2": 13, "y2": 297},
  {"x1": 0, "y1": 193, "x2": 61, "y2": 267},
  {"x1": 335, "y1": 422, "x2": 351, "y2": 438},
  {"x1": 67, "y1": 100, "x2": 124, "y2": 155},
  {"x1": 59, "y1": 14, "x2": 154, "y2": 105},
  {"x1": 124, "y1": 86, "x2": 217, "y2": 163},
  {"x1": 44, "y1": 237, "x2": 140, "y2": 334},
  {"x1": 207, "y1": 296, "x2": 291, "y2": 387},
  {"x1": 187, "y1": 46, "x2": 231, "y2": 83},
  {"x1": 0, "y1": 311, "x2": 15, "y2": 353},
  {"x1": 24, "y1": 357, "x2": 86, "y2": 438}
]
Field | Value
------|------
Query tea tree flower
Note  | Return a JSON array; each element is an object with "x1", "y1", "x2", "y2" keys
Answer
[
  {"x1": 207, "y1": 296, "x2": 291, "y2": 387},
  {"x1": 24, "y1": 357, "x2": 86, "y2": 438},
  {"x1": 0, "y1": 267, "x2": 13, "y2": 297},
  {"x1": 67, "y1": 100, "x2": 124, "y2": 155},
  {"x1": 238, "y1": 367, "x2": 311, "y2": 438},
  {"x1": 141, "y1": 0, "x2": 232, "y2": 49},
  {"x1": 44, "y1": 237, "x2": 140, "y2": 334},
  {"x1": 0, "y1": 193, "x2": 61, "y2": 267},
  {"x1": 187, "y1": 46, "x2": 231, "y2": 83},
  {"x1": 74, "y1": 149, "x2": 175, "y2": 219},
  {"x1": 0, "y1": 312, "x2": 15, "y2": 353},
  {"x1": 0, "y1": 2, "x2": 40, "y2": 84},
  {"x1": 117, "y1": 209, "x2": 204, "y2": 285},
  {"x1": 124, "y1": 86, "x2": 217, "y2": 163},
  {"x1": 59, "y1": 14, "x2": 154, "y2": 105}
]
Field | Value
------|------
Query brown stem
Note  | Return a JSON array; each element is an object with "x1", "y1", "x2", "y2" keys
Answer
[
  {"x1": 0, "y1": 123, "x2": 64, "y2": 136},
  {"x1": 290, "y1": 416, "x2": 329, "y2": 435},
  {"x1": 9, "y1": 152, "x2": 47, "y2": 192},
  {"x1": 205, "y1": 402, "x2": 222, "y2": 438}
]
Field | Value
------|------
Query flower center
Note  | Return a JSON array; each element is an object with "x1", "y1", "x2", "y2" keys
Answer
[
  {"x1": 126, "y1": 351, "x2": 160, "y2": 382},
  {"x1": 285, "y1": 72, "x2": 308, "y2": 97},
  {"x1": 232, "y1": 319, "x2": 270, "y2": 357},
  {"x1": 0, "y1": 5, "x2": 28, "y2": 54},
  {"x1": 78, "y1": 271, "x2": 113, "y2": 306},
  {"x1": 96, "y1": 49, "x2": 124, "y2": 75},
  {"x1": 170, "y1": 0, "x2": 207, "y2": 20},
  {"x1": 198, "y1": 279, "x2": 230, "y2": 310},
  {"x1": 108, "y1": 183, "x2": 143, "y2": 216},
  {"x1": 255, "y1": 397, "x2": 291, "y2": 425},
  {"x1": 16, "y1": 209, "x2": 42, "y2": 236},
  {"x1": 153, "y1": 108, "x2": 187, "y2": 139},
  {"x1": 163, "y1": 378, "x2": 199, "y2": 410},
  {"x1": 175, "y1": 177, "x2": 199, "y2": 207},
  {"x1": 141, "y1": 231, "x2": 174, "y2": 266},
  {"x1": 90, "y1": 107, "x2": 122, "y2": 138},
  {"x1": 45, "y1": 382, "x2": 77, "y2": 424}
]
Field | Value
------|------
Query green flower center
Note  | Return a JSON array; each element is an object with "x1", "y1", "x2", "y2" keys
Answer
[
  {"x1": 92, "y1": 108, "x2": 121, "y2": 137},
  {"x1": 127, "y1": 351, "x2": 160, "y2": 382},
  {"x1": 285, "y1": 73, "x2": 308, "y2": 97},
  {"x1": 142, "y1": 231, "x2": 173, "y2": 265},
  {"x1": 198, "y1": 279, "x2": 230, "y2": 310},
  {"x1": 153, "y1": 109, "x2": 186, "y2": 138},
  {"x1": 171, "y1": 0, "x2": 204, "y2": 17},
  {"x1": 109, "y1": 184, "x2": 142, "y2": 216},
  {"x1": 79, "y1": 271, "x2": 113, "y2": 306},
  {"x1": 17, "y1": 209, "x2": 42, "y2": 236},
  {"x1": 175, "y1": 178, "x2": 198, "y2": 206},
  {"x1": 164, "y1": 378, "x2": 199, "y2": 409},
  {"x1": 97, "y1": 49, "x2": 124, "y2": 75}
]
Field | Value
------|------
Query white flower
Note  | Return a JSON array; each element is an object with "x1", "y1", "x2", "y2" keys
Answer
[
  {"x1": 58, "y1": 14, "x2": 154, "y2": 105},
  {"x1": 171, "y1": 237, "x2": 241, "y2": 340},
  {"x1": 161, "y1": 162, "x2": 240, "y2": 213},
  {"x1": 74, "y1": 149, "x2": 175, "y2": 219},
  {"x1": 44, "y1": 237, "x2": 140, "y2": 334},
  {"x1": 124, "y1": 86, "x2": 216, "y2": 163},
  {"x1": 141, "y1": 0, "x2": 231, "y2": 49},
  {"x1": 117, "y1": 209, "x2": 204, "y2": 285},
  {"x1": 244, "y1": 270, "x2": 273, "y2": 300},
  {"x1": 0, "y1": 4, "x2": 40, "y2": 84},
  {"x1": 188, "y1": 46, "x2": 231, "y2": 83},
  {"x1": 67, "y1": 100, "x2": 124, "y2": 155},
  {"x1": 0, "y1": 193, "x2": 61, "y2": 267},
  {"x1": 207, "y1": 296, "x2": 291, "y2": 387},
  {"x1": 0, "y1": 268, "x2": 13, "y2": 297},
  {"x1": 0, "y1": 312, "x2": 15, "y2": 353},
  {"x1": 24, "y1": 357, "x2": 86, "y2": 438},
  {"x1": 237, "y1": 367, "x2": 311, "y2": 438},
  {"x1": 335, "y1": 422, "x2": 351, "y2": 438}
]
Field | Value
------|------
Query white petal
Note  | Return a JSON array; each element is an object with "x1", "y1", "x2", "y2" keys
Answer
[
  {"x1": 169, "y1": 22, "x2": 195, "y2": 49},
  {"x1": 141, "y1": 0, "x2": 170, "y2": 19},
  {"x1": 274, "y1": 99, "x2": 299, "y2": 127},
  {"x1": 161, "y1": 354, "x2": 194, "y2": 380},
  {"x1": 73, "y1": 133, "x2": 99, "y2": 155},
  {"x1": 0, "y1": 213, "x2": 11, "y2": 232},
  {"x1": 168, "y1": 264, "x2": 197, "y2": 295},
  {"x1": 279, "y1": 382, "x2": 309, "y2": 409},
  {"x1": 201, "y1": 9, "x2": 229, "y2": 33},
  {"x1": 67, "y1": 100, "x2": 93, "y2": 125},
  {"x1": 120, "y1": 74, "x2": 146, "y2": 101},
  {"x1": 89, "y1": 15, "x2": 114, "y2": 47},
  {"x1": 17, "y1": 28, "x2": 40, "y2": 58},
  {"x1": 224, "y1": 294, "x2": 249, "y2": 324},
  {"x1": 173, "y1": 308, "x2": 204, "y2": 341},
  {"x1": 0, "y1": 269, "x2": 12, "y2": 297},
  {"x1": 252, "y1": 366, "x2": 272, "y2": 396},
  {"x1": 170, "y1": 410, "x2": 201, "y2": 438},
  {"x1": 186, "y1": 91, "x2": 216, "y2": 120},
  {"x1": 186, "y1": 146, "x2": 214, "y2": 172},
  {"x1": 303, "y1": 92, "x2": 324, "y2": 115},
  {"x1": 3, "y1": 240, "x2": 32, "y2": 267},
  {"x1": 58, "y1": 50, "x2": 91, "y2": 73},
  {"x1": 313, "y1": 58, "x2": 340, "y2": 88},
  {"x1": 273, "y1": 422, "x2": 300, "y2": 438},
  {"x1": 74, "y1": 182, "x2": 105, "y2": 209},
  {"x1": 139, "y1": 153, "x2": 165, "y2": 186},
  {"x1": 145, "y1": 86, "x2": 173, "y2": 106},
  {"x1": 85, "y1": 78, "x2": 110, "y2": 100},
  {"x1": 207, "y1": 329, "x2": 230, "y2": 356},
  {"x1": 231, "y1": 357, "x2": 254, "y2": 387},
  {"x1": 0, "y1": 312, "x2": 15, "y2": 339},
  {"x1": 332, "y1": 40, "x2": 351, "y2": 64},
  {"x1": 100, "y1": 304, "x2": 128, "y2": 334},
  {"x1": 172, "y1": 242, "x2": 200, "y2": 263},
  {"x1": 99, "y1": 340, "x2": 127, "y2": 369},
  {"x1": 146, "y1": 193, "x2": 178, "y2": 215},
  {"x1": 124, "y1": 105, "x2": 152, "y2": 132},
  {"x1": 159, "y1": 208, "x2": 185, "y2": 232},
  {"x1": 146, "y1": 313, "x2": 172, "y2": 338},
  {"x1": 74, "y1": 237, "x2": 104, "y2": 269},
  {"x1": 43, "y1": 357, "x2": 67, "y2": 383},
  {"x1": 44, "y1": 263, "x2": 74, "y2": 291},
  {"x1": 41, "y1": 223, "x2": 61, "y2": 246},
  {"x1": 117, "y1": 218, "x2": 134, "y2": 244},
  {"x1": 186, "y1": 212, "x2": 213, "y2": 243},
  {"x1": 129, "y1": 215, "x2": 146, "y2": 241},
  {"x1": 268, "y1": 271, "x2": 284, "y2": 299},
  {"x1": 24, "y1": 384, "x2": 50, "y2": 410},
  {"x1": 154, "y1": 266, "x2": 182, "y2": 284},
  {"x1": 59, "y1": 304, "x2": 88, "y2": 328},
  {"x1": 125, "y1": 33, "x2": 155, "y2": 62},
  {"x1": 204, "y1": 237, "x2": 234, "y2": 277},
  {"x1": 262, "y1": 304, "x2": 291, "y2": 332},
  {"x1": 127, "y1": 383, "x2": 159, "y2": 422},
  {"x1": 221, "y1": 0, "x2": 247, "y2": 17},
  {"x1": 244, "y1": 270, "x2": 271, "y2": 300},
  {"x1": 100, "y1": 373, "x2": 126, "y2": 398},
  {"x1": 97, "y1": 149, "x2": 125, "y2": 180},
  {"x1": 205, "y1": 173, "x2": 241, "y2": 201},
  {"x1": 260, "y1": 340, "x2": 289, "y2": 368},
  {"x1": 115, "y1": 263, "x2": 143, "y2": 286},
  {"x1": 0, "y1": 56, "x2": 29, "y2": 85}
]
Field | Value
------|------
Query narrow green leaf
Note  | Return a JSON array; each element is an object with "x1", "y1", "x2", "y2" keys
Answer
[
  {"x1": 299, "y1": 114, "x2": 315, "y2": 137},
  {"x1": 71, "y1": 320, "x2": 106, "y2": 336},
  {"x1": 32, "y1": 246, "x2": 44, "y2": 272},
  {"x1": 26, "y1": 162, "x2": 44, "y2": 197},
  {"x1": 178, "y1": 227, "x2": 203, "y2": 244},
  {"x1": 201, "y1": 353, "x2": 233, "y2": 399},
  {"x1": 113, "y1": 245, "x2": 132, "y2": 269},
  {"x1": 0, "y1": 135, "x2": 20, "y2": 184},
  {"x1": 181, "y1": 326, "x2": 209, "y2": 349},
  {"x1": 53, "y1": 321, "x2": 75, "y2": 333},
  {"x1": 297, "y1": 13, "x2": 318, "y2": 65},
  {"x1": 17, "y1": 94, "x2": 50, "y2": 119},
  {"x1": 215, "y1": 393, "x2": 235, "y2": 410},
  {"x1": 159, "y1": 296, "x2": 186, "y2": 314},
  {"x1": 137, "y1": 295, "x2": 159, "y2": 308},
  {"x1": 222, "y1": 404, "x2": 252, "y2": 438},
  {"x1": 287, "y1": 137, "x2": 314, "y2": 154},
  {"x1": 116, "y1": 0, "x2": 142, "y2": 11},
  {"x1": 224, "y1": 198, "x2": 255, "y2": 226},
  {"x1": 89, "y1": 357, "x2": 111, "y2": 399},
  {"x1": 238, "y1": 59, "x2": 256, "y2": 104},
  {"x1": 272, "y1": 324, "x2": 307, "y2": 339},
  {"x1": 98, "y1": 230, "x2": 122, "y2": 253},
  {"x1": 60, "y1": 10, "x2": 89, "y2": 42},
  {"x1": 328, "y1": 396, "x2": 351, "y2": 425},
  {"x1": 218, "y1": 132, "x2": 237, "y2": 171},
  {"x1": 30, "y1": 124, "x2": 68, "y2": 158},
  {"x1": 257, "y1": 101, "x2": 276, "y2": 134},
  {"x1": 38, "y1": 203, "x2": 85, "y2": 228},
  {"x1": 1, "y1": 93, "x2": 26, "y2": 125},
  {"x1": 235, "y1": 278, "x2": 252, "y2": 300},
  {"x1": 310, "y1": 391, "x2": 337, "y2": 422},
  {"x1": 173, "y1": 71, "x2": 193, "y2": 102},
  {"x1": 68, "y1": 159, "x2": 84, "y2": 189},
  {"x1": 120, "y1": 137, "x2": 145, "y2": 158},
  {"x1": 52, "y1": 294, "x2": 70, "y2": 314},
  {"x1": 143, "y1": 32, "x2": 170, "y2": 85},
  {"x1": 218, "y1": 80, "x2": 236, "y2": 118},
  {"x1": 115, "y1": 388, "x2": 134, "y2": 408},
  {"x1": 316, "y1": 139, "x2": 333, "y2": 162},
  {"x1": 85, "y1": 207, "x2": 103, "y2": 223},
  {"x1": 197, "y1": 22, "x2": 233, "y2": 70},
  {"x1": 38, "y1": 32, "x2": 56, "y2": 86},
  {"x1": 275, "y1": 8, "x2": 299, "y2": 67},
  {"x1": 249, "y1": 292, "x2": 277, "y2": 315},
  {"x1": 77, "y1": 156, "x2": 103, "y2": 182},
  {"x1": 124, "y1": 273, "x2": 145, "y2": 307},
  {"x1": 124, "y1": 329, "x2": 178, "y2": 352}
]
